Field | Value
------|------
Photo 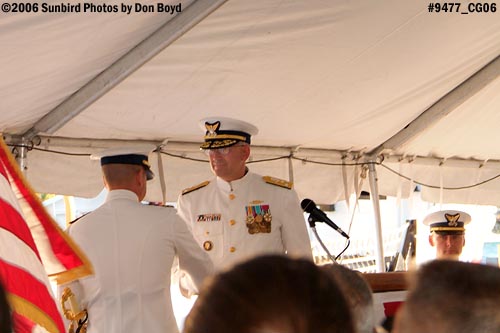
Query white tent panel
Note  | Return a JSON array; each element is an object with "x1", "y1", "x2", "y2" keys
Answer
[
  {"x1": 53, "y1": 0, "x2": 500, "y2": 151},
  {"x1": 1, "y1": 0, "x2": 191, "y2": 134},
  {"x1": 1, "y1": 0, "x2": 499, "y2": 205},
  {"x1": 395, "y1": 76, "x2": 500, "y2": 160}
]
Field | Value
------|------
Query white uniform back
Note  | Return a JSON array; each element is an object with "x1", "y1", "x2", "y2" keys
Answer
[{"x1": 67, "y1": 190, "x2": 212, "y2": 333}]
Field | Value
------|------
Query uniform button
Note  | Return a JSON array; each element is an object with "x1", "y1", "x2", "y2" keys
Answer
[
  {"x1": 229, "y1": 193, "x2": 236, "y2": 200},
  {"x1": 229, "y1": 246, "x2": 236, "y2": 253},
  {"x1": 230, "y1": 219, "x2": 236, "y2": 226},
  {"x1": 203, "y1": 241, "x2": 213, "y2": 251}
]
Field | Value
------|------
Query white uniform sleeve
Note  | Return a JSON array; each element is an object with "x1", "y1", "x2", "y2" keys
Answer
[
  {"x1": 177, "y1": 194, "x2": 193, "y2": 229},
  {"x1": 280, "y1": 189, "x2": 313, "y2": 260},
  {"x1": 172, "y1": 214, "x2": 213, "y2": 290}
]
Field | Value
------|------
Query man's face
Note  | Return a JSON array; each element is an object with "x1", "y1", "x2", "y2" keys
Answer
[
  {"x1": 206, "y1": 144, "x2": 249, "y2": 182},
  {"x1": 429, "y1": 233, "x2": 465, "y2": 259}
]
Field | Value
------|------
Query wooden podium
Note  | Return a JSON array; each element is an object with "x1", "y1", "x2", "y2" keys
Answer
[
  {"x1": 363, "y1": 272, "x2": 409, "y2": 326},
  {"x1": 363, "y1": 271, "x2": 408, "y2": 292}
]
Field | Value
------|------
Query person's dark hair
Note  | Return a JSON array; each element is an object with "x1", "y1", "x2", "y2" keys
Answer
[
  {"x1": 0, "y1": 280, "x2": 12, "y2": 333},
  {"x1": 184, "y1": 255, "x2": 355, "y2": 333},
  {"x1": 395, "y1": 260, "x2": 500, "y2": 333}
]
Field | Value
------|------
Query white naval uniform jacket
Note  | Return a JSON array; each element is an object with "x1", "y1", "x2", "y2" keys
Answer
[
  {"x1": 177, "y1": 171, "x2": 312, "y2": 271},
  {"x1": 65, "y1": 190, "x2": 213, "y2": 333}
]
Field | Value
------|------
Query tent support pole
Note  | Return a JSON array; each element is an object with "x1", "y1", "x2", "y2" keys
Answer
[
  {"x1": 15, "y1": 137, "x2": 29, "y2": 176},
  {"x1": 368, "y1": 161, "x2": 385, "y2": 272},
  {"x1": 369, "y1": 55, "x2": 499, "y2": 156}
]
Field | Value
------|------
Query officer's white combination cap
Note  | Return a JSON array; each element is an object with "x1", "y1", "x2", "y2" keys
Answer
[
  {"x1": 423, "y1": 210, "x2": 471, "y2": 234},
  {"x1": 90, "y1": 145, "x2": 155, "y2": 180},
  {"x1": 199, "y1": 116, "x2": 259, "y2": 149}
]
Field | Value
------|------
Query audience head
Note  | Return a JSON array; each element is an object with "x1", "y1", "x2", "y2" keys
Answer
[
  {"x1": 321, "y1": 264, "x2": 375, "y2": 333},
  {"x1": 184, "y1": 255, "x2": 355, "y2": 333},
  {"x1": 394, "y1": 260, "x2": 500, "y2": 333}
]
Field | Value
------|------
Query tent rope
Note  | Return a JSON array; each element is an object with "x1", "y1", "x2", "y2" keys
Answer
[{"x1": 6, "y1": 143, "x2": 500, "y2": 191}]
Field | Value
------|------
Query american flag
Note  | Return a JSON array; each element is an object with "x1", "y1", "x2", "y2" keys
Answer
[{"x1": 0, "y1": 137, "x2": 92, "y2": 333}]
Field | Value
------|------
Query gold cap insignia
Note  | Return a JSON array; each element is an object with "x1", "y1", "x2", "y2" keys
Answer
[
  {"x1": 205, "y1": 121, "x2": 221, "y2": 138},
  {"x1": 445, "y1": 213, "x2": 460, "y2": 227}
]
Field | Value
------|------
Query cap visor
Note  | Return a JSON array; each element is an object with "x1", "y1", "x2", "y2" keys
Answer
[{"x1": 200, "y1": 139, "x2": 239, "y2": 149}]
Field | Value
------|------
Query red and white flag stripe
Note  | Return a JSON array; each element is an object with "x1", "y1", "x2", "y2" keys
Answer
[{"x1": 0, "y1": 138, "x2": 92, "y2": 333}]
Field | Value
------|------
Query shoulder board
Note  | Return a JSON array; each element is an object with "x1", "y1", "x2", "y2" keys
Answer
[
  {"x1": 263, "y1": 176, "x2": 293, "y2": 190},
  {"x1": 69, "y1": 212, "x2": 90, "y2": 225},
  {"x1": 182, "y1": 180, "x2": 210, "y2": 195},
  {"x1": 144, "y1": 202, "x2": 174, "y2": 208}
]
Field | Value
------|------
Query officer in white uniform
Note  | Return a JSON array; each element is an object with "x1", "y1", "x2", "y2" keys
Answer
[
  {"x1": 423, "y1": 209, "x2": 471, "y2": 261},
  {"x1": 61, "y1": 146, "x2": 213, "y2": 333},
  {"x1": 177, "y1": 117, "x2": 312, "y2": 271}
]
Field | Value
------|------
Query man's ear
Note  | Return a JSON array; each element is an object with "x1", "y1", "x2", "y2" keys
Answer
[
  {"x1": 241, "y1": 144, "x2": 251, "y2": 161},
  {"x1": 136, "y1": 168, "x2": 146, "y2": 186},
  {"x1": 102, "y1": 174, "x2": 109, "y2": 189},
  {"x1": 428, "y1": 234, "x2": 435, "y2": 247}
]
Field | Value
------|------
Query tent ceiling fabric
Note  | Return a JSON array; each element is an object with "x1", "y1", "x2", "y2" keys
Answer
[
  {"x1": 1, "y1": 0, "x2": 196, "y2": 134},
  {"x1": 1, "y1": 0, "x2": 500, "y2": 205}
]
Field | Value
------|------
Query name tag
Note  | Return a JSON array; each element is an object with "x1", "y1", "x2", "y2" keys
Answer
[{"x1": 197, "y1": 214, "x2": 221, "y2": 222}]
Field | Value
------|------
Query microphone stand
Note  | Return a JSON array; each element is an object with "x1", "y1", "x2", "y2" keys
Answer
[
  {"x1": 307, "y1": 215, "x2": 338, "y2": 264},
  {"x1": 307, "y1": 214, "x2": 351, "y2": 264}
]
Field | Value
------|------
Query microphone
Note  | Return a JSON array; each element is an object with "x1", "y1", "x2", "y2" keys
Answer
[{"x1": 301, "y1": 199, "x2": 349, "y2": 239}]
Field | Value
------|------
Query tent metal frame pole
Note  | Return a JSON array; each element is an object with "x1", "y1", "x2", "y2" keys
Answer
[
  {"x1": 14, "y1": 137, "x2": 29, "y2": 176},
  {"x1": 369, "y1": 55, "x2": 499, "y2": 156},
  {"x1": 368, "y1": 161, "x2": 385, "y2": 272}
]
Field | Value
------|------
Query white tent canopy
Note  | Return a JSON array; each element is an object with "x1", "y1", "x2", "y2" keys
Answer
[{"x1": 1, "y1": 0, "x2": 500, "y2": 205}]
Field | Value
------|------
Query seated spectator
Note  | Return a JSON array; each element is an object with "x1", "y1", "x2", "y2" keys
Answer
[
  {"x1": 393, "y1": 260, "x2": 500, "y2": 333},
  {"x1": 184, "y1": 255, "x2": 355, "y2": 333},
  {"x1": 321, "y1": 264, "x2": 375, "y2": 333}
]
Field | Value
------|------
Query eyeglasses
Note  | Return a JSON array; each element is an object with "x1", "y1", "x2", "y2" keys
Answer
[
  {"x1": 203, "y1": 144, "x2": 246, "y2": 156},
  {"x1": 203, "y1": 147, "x2": 232, "y2": 156}
]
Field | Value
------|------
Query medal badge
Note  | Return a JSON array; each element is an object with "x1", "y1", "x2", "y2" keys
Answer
[{"x1": 245, "y1": 203, "x2": 272, "y2": 234}]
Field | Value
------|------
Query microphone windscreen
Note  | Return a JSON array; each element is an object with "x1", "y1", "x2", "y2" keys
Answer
[{"x1": 300, "y1": 198, "x2": 316, "y2": 213}]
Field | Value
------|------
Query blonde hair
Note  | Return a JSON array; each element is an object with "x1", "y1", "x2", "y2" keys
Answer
[{"x1": 102, "y1": 164, "x2": 143, "y2": 187}]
